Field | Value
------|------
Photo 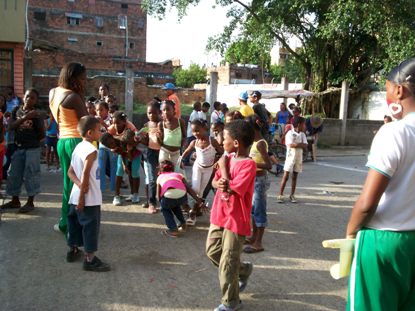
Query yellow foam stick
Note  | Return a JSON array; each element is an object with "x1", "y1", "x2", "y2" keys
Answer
[{"x1": 322, "y1": 239, "x2": 355, "y2": 280}]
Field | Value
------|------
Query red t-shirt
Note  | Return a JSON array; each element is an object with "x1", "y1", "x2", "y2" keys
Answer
[{"x1": 210, "y1": 155, "x2": 256, "y2": 236}]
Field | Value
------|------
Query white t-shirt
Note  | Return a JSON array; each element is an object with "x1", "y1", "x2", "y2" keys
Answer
[
  {"x1": 285, "y1": 129, "x2": 307, "y2": 160},
  {"x1": 198, "y1": 111, "x2": 207, "y2": 121},
  {"x1": 69, "y1": 141, "x2": 102, "y2": 206},
  {"x1": 366, "y1": 113, "x2": 415, "y2": 231},
  {"x1": 187, "y1": 110, "x2": 200, "y2": 138}
]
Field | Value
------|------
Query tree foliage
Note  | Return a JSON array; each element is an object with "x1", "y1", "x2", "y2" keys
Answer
[
  {"x1": 143, "y1": 0, "x2": 415, "y2": 92},
  {"x1": 173, "y1": 63, "x2": 207, "y2": 88},
  {"x1": 270, "y1": 58, "x2": 304, "y2": 83},
  {"x1": 224, "y1": 39, "x2": 271, "y2": 70}
]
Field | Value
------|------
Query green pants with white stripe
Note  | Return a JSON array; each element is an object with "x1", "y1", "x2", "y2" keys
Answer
[
  {"x1": 57, "y1": 137, "x2": 82, "y2": 235},
  {"x1": 347, "y1": 228, "x2": 415, "y2": 311}
]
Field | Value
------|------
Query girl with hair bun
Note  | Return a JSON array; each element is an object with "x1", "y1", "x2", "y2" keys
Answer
[{"x1": 346, "y1": 57, "x2": 415, "y2": 310}]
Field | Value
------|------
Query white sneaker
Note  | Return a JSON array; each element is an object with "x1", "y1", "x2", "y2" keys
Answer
[
  {"x1": 289, "y1": 195, "x2": 297, "y2": 203},
  {"x1": 113, "y1": 196, "x2": 122, "y2": 206},
  {"x1": 53, "y1": 224, "x2": 61, "y2": 233},
  {"x1": 125, "y1": 194, "x2": 133, "y2": 202},
  {"x1": 131, "y1": 193, "x2": 140, "y2": 203},
  {"x1": 277, "y1": 195, "x2": 284, "y2": 203}
]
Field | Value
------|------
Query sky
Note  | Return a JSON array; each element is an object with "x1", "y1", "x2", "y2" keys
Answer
[{"x1": 146, "y1": 1, "x2": 230, "y2": 67}]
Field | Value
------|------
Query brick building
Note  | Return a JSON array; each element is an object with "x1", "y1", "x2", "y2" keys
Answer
[
  {"x1": 0, "y1": 0, "x2": 26, "y2": 97},
  {"x1": 208, "y1": 63, "x2": 272, "y2": 85},
  {"x1": 27, "y1": 0, "x2": 176, "y2": 102}
]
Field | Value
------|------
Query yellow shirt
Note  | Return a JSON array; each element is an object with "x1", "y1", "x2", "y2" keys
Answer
[
  {"x1": 240, "y1": 104, "x2": 255, "y2": 117},
  {"x1": 249, "y1": 139, "x2": 268, "y2": 171}
]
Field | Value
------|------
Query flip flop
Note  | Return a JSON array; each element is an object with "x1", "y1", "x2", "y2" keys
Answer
[{"x1": 243, "y1": 245, "x2": 264, "y2": 254}]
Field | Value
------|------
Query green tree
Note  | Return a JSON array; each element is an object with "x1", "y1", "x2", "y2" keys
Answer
[
  {"x1": 270, "y1": 57, "x2": 304, "y2": 83},
  {"x1": 173, "y1": 64, "x2": 207, "y2": 88},
  {"x1": 144, "y1": 0, "x2": 415, "y2": 92}
]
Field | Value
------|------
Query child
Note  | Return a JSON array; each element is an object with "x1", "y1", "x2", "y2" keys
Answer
[
  {"x1": 45, "y1": 110, "x2": 60, "y2": 172},
  {"x1": 210, "y1": 101, "x2": 222, "y2": 135},
  {"x1": 200, "y1": 102, "x2": 210, "y2": 121},
  {"x1": 211, "y1": 121, "x2": 224, "y2": 146},
  {"x1": 108, "y1": 103, "x2": 119, "y2": 118},
  {"x1": 158, "y1": 100, "x2": 185, "y2": 164},
  {"x1": 107, "y1": 111, "x2": 139, "y2": 206},
  {"x1": 96, "y1": 100, "x2": 117, "y2": 192},
  {"x1": 183, "y1": 101, "x2": 202, "y2": 166},
  {"x1": 1, "y1": 88, "x2": 44, "y2": 213},
  {"x1": 181, "y1": 119, "x2": 223, "y2": 225},
  {"x1": 142, "y1": 100, "x2": 161, "y2": 213},
  {"x1": 67, "y1": 116, "x2": 110, "y2": 272},
  {"x1": 85, "y1": 97, "x2": 97, "y2": 116},
  {"x1": 206, "y1": 119, "x2": 256, "y2": 311},
  {"x1": 238, "y1": 91, "x2": 254, "y2": 117},
  {"x1": 277, "y1": 116, "x2": 307, "y2": 203},
  {"x1": 244, "y1": 115, "x2": 272, "y2": 254},
  {"x1": 345, "y1": 57, "x2": 415, "y2": 310},
  {"x1": 225, "y1": 111, "x2": 244, "y2": 123},
  {"x1": 157, "y1": 160, "x2": 201, "y2": 237}
]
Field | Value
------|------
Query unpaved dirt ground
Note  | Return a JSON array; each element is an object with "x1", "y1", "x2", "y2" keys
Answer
[{"x1": 0, "y1": 148, "x2": 368, "y2": 311}]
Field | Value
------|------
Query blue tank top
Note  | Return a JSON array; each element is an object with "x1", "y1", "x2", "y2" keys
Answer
[
  {"x1": 277, "y1": 111, "x2": 289, "y2": 124},
  {"x1": 46, "y1": 119, "x2": 58, "y2": 136}
]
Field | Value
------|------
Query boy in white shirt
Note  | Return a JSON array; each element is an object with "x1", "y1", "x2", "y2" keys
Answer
[
  {"x1": 199, "y1": 102, "x2": 210, "y2": 122},
  {"x1": 277, "y1": 116, "x2": 307, "y2": 203},
  {"x1": 67, "y1": 116, "x2": 110, "y2": 272}
]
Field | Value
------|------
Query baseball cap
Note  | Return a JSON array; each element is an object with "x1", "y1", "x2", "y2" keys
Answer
[
  {"x1": 162, "y1": 82, "x2": 176, "y2": 90},
  {"x1": 239, "y1": 91, "x2": 249, "y2": 101},
  {"x1": 250, "y1": 91, "x2": 262, "y2": 98}
]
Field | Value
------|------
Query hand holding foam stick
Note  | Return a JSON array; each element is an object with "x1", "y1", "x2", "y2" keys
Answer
[{"x1": 322, "y1": 238, "x2": 355, "y2": 279}]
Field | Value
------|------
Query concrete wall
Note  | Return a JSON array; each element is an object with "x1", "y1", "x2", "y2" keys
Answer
[
  {"x1": 318, "y1": 118, "x2": 382, "y2": 146},
  {"x1": 0, "y1": 0, "x2": 26, "y2": 43}
]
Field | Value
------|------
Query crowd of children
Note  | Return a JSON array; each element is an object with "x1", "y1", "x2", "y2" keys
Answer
[{"x1": 0, "y1": 68, "x2": 320, "y2": 310}]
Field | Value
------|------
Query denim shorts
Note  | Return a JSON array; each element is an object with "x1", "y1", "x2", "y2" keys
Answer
[
  {"x1": 67, "y1": 204, "x2": 101, "y2": 253},
  {"x1": 116, "y1": 154, "x2": 141, "y2": 178},
  {"x1": 251, "y1": 175, "x2": 270, "y2": 227}
]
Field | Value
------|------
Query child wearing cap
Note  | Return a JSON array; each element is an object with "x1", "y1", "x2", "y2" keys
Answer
[
  {"x1": 239, "y1": 91, "x2": 254, "y2": 117},
  {"x1": 163, "y1": 83, "x2": 181, "y2": 118}
]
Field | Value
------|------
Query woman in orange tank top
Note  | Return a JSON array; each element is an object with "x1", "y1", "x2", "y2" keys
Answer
[{"x1": 49, "y1": 62, "x2": 88, "y2": 235}]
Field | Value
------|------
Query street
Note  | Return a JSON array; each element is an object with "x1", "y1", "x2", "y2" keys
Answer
[{"x1": 0, "y1": 148, "x2": 368, "y2": 311}]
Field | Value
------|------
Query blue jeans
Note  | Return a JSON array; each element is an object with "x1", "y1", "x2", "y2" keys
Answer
[
  {"x1": 160, "y1": 196, "x2": 186, "y2": 231},
  {"x1": 6, "y1": 147, "x2": 41, "y2": 197},
  {"x1": 251, "y1": 175, "x2": 270, "y2": 227},
  {"x1": 144, "y1": 148, "x2": 159, "y2": 205},
  {"x1": 67, "y1": 204, "x2": 101, "y2": 253},
  {"x1": 98, "y1": 146, "x2": 117, "y2": 191}
]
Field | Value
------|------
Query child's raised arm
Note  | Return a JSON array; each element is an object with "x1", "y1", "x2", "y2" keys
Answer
[{"x1": 181, "y1": 140, "x2": 196, "y2": 160}]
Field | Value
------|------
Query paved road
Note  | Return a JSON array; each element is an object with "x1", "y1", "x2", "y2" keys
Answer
[{"x1": 0, "y1": 150, "x2": 369, "y2": 311}]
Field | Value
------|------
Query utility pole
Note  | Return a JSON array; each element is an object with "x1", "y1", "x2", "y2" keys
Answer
[{"x1": 339, "y1": 81, "x2": 349, "y2": 145}]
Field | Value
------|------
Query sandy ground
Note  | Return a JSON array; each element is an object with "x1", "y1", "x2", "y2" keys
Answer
[{"x1": 0, "y1": 147, "x2": 368, "y2": 311}]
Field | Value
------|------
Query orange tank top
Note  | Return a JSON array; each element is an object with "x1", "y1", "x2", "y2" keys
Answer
[{"x1": 50, "y1": 87, "x2": 81, "y2": 138}]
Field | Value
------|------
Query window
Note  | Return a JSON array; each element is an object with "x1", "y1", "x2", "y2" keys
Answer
[
  {"x1": 118, "y1": 15, "x2": 127, "y2": 29},
  {"x1": 121, "y1": 3, "x2": 128, "y2": 9},
  {"x1": 96, "y1": 41, "x2": 102, "y2": 47},
  {"x1": 67, "y1": 17, "x2": 80, "y2": 25},
  {"x1": 65, "y1": 12, "x2": 82, "y2": 25},
  {"x1": 137, "y1": 18, "x2": 145, "y2": 29},
  {"x1": 129, "y1": 42, "x2": 134, "y2": 49},
  {"x1": 0, "y1": 49, "x2": 13, "y2": 89},
  {"x1": 67, "y1": 37, "x2": 78, "y2": 43},
  {"x1": 95, "y1": 16, "x2": 103, "y2": 28},
  {"x1": 34, "y1": 11, "x2": 46, "y2": 21}
]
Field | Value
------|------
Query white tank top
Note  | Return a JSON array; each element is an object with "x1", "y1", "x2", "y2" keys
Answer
[
  {"x1": 195, "y1": 138, "x2": 217, "y2": 167},
  {"x1": 69, "y1": 141, "x2": 102, "y2": 206}
]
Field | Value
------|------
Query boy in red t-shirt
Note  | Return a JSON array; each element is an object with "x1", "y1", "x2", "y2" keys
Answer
[{"x1": 206, "y1": 120, "x2": 257, "y2": 311}]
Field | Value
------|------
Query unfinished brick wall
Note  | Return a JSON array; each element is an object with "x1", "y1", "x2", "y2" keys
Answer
[{"x1": 29, "y1": 0, "x2": 146, "y2": 60}]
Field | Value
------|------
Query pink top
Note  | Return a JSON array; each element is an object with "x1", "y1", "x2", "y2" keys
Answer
[
  {"x1": 210, "y1": 155, "x2": 256, "y2": 236},
  {"x1": 156, "y1": 172, "x2": 186, "y2": 197}
]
